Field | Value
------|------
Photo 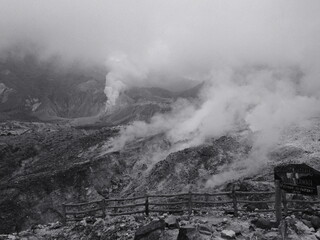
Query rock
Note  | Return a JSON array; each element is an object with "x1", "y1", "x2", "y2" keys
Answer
[
  {"x1": 199, "y1": 219, "x2": 208, "y2": 224},
  {"x1": 244, "y1": 202, "x2": 269, "y2": 212},
  {"x1": 303, "y1": 214, "x2": 312, "y2": 221},
  {"x1": 177, "y1": 225, "x2": 205, "y2": 240},
  {"x1": 165, "y1": 215, "x2": 179, "y2": 229},
  {"x1": 264, "y1": 231, "x2": 279, "y2": 239},
  {"x1": 134, "y1": 220, "x2": 165, "y2": 240},
  {"x1": 251, "y1": 218, "x2": 272, "y2": 230},
  {"x1": 303, "y1": 220, "x2": 314, "y2": 228},
  {"x1": 138, "y1": 229, "x2": 162, "y2": 240},
  {"x1": 135, "y1": 215, "x2": 145, "y2": 222},
  {"x1": 229, "y1": 221, "x2": 249, "y2": 235},
  {"x1": 250, "y1": 231, "x2": 268, "y2": 240},
  {"x1": 49, "y1": 221, "x2": 63, "y2": 229},
  {"x1": 198, "y1": 224, "x2": 212, "y2": 235},
  {"x1": 224, "y1": 209, "x2": 234, "y2": 215},
  {"x1": 180, "y1": 220, "x2": 189, "y2": 226},
  {"x1": 315, "y1": 229, "x2": 320, "y2": 239},
  {"x1": 294, "y1": 220, "x2": 312, "y2": 234},
  {"x1": 221, "y1": 230, "x2": 236, "y2": 239},
  {"x1": 92, "y1": 218, "x2": 105, "y2": 231},
  {"x1": 84, "y1": 216, "x2": 96, "y2": 224},
  {"x1": 245, "y1": 204, "x2": 256, "y2": 212},
  {"x1": 181, "y1": 215, "x2": 189, "y2": 221},
  {"x1": 311, "y1": 216, "x2": 320, "y2": 230}
]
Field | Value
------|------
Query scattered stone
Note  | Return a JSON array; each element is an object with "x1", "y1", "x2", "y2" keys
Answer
[
  {"x1": 49, "y1": 221, "x2": 63, "y2": 229},
  {"x1": 135, "y1": 215, "x2": 145, "y2": 222},
  {"x1": 180, "y1": 220, "x2": 189, "y2": 226},
  {"x1": 199, "y1": 219, "x2": 208, "y2": 224},
  {"x1": 165, "y1": 215, "x2": 179, "y2": 229},
  {"x1": 85, "y1": 216, "x2": 96, "y2": 224},
  {"x1": 181, "y1": 215, "x2": 189, "y2": 221},
  {"x1": 221, "y1": 230, "x2": 236, "y2": 239},
  {"x1": 224, "y1": 210, "x2": 234, "y2": 215},
  {"x1": 198, "y1": 224, "x2": 212, "y2": 235},
  {"x1": 264, "y1": 231, "x2": 279, "y2": 239}
]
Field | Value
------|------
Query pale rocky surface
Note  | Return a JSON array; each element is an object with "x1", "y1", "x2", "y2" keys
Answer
[{"x1": 1, "y1": 212, "x2": 320, "y2": 239}]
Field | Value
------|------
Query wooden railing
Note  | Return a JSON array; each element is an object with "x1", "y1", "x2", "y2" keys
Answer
[
  {"x1": 62, "y1": 189, "x2": 275, "y2": 223},
  {"x1": 62, "y1": 181, "x2": 320, "y2": 225}
]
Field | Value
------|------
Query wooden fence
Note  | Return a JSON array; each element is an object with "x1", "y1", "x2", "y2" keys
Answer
[{"x1": 62, "y1": 181, "x2": 320, "y2": 225}]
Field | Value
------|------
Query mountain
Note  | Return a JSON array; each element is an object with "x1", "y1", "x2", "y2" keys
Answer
[
  {"x1": 0, "y1": 51, "x2": 203, "y2": 126},
  {"x1": 0, "y1": 52, "x2": 107, "y2": 121},
  {"x1": 2, "y1": 51, "x2": 320, "y2": 235}
]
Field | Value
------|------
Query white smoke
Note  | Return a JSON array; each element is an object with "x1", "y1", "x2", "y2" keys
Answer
[
  {"x1": 104, "y1": 54, "x2": 147, "y2": 111},
  {"x1": 113, "y1": 66, "x2": 320, "y2": 149},
  {"x1": 104, "y1": 64, "x2": 320, "y2": 187}
]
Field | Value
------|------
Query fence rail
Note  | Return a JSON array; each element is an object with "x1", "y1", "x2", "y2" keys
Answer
[{"x1": 62, "y1": 181, "x2": 320, "y2": 225}]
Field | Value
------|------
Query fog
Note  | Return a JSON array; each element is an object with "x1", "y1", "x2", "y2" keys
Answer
[
  {"x1": 2, "y1": 0, "x2": 320, "y2": 185},
  {"x1": 1, "y1": 1, "x2": 320, "y2": 76}
]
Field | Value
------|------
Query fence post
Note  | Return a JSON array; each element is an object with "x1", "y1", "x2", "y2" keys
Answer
[
  {"x1": 188, "y1": 190, "x2": 192, "y2": 217},
  {"x1": 205, "y1": 193, "x2": 209, "y2": 205},
  {"x1": 282, "y1": 191, "x2": 287, "y2": 216},
  {"x1": 62, "y1": 204, "x2": 66, "y2": 225},
  {"x1": 145, "y1": 194, "x2": 149, "y2": 217},
  {"x1": 99, "y1": 199, "x2": 106, "y2": 218},
  {"x1": 275, "y1": 180, "x2": 282, "y2": 226},
  {"x1": 232, "y1": 185, "x2": 238, "y2": 217}
]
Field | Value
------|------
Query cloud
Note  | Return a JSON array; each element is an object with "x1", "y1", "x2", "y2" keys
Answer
[{"x1": 0, "y1": 1, "x2": 319, "y2": 67}]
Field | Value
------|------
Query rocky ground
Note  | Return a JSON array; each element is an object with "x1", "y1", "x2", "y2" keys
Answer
[{"x1": 2, "y1": 209, "x2": 320, "y2": 240}]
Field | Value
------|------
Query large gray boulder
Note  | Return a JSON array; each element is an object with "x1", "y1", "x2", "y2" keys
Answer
[
  {"x1": 165, "y1": 215, "x2": 179, "y2": 229},
  {"x1": 134, "y1": 220, "x2": 166, "y2": 240},
  {"x1": 177, "y1": 225, "x2": 206, "y2": 240}
]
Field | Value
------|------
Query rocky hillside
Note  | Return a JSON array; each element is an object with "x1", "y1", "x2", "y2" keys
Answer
[{"x1": 2, "y1": 116, "x2": 320, "y2": 234}]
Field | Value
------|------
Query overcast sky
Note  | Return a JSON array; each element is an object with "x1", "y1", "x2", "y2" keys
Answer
[{"x1": 1, "y1": 0, "x2": 319, "y2": 72}]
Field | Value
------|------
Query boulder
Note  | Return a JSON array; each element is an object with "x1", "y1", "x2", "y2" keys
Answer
[
  {"x1": 251, "y1": 218, "x2": 273, "y2": 230},
  {"x1": 311, "y1": 216, "x2": 320, "y2": 230},
  {"x1": 221, "y1": 230, "x2": 236, "y2": 239},
  {"x1": 134, "y1": 220, "x2": 165, "y2": 240},
  {"x1": 165, "y1": 215, "x2": 179, "y2": 229},
  {"x1": 315, "y1": 229, "x2": 320, "y2": 240},
  {"x1": 138, "y1": 229, "x2": 163, "y2": 240},
  {"x1": 198, "y1": 224, "x2": 212, "y2": 236},
  {"x1": 229, "y1": 221, "x2": 249, "y2": 235},
  {"x1": 294, "y1": 221, "x2": 312, "y2": 234},
  {"x1": 177, "y1": 225, "x2": 202, "y2": 240},
  {"x1": 303, "y1": 220, "x2": 313, "y2": 228}
]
